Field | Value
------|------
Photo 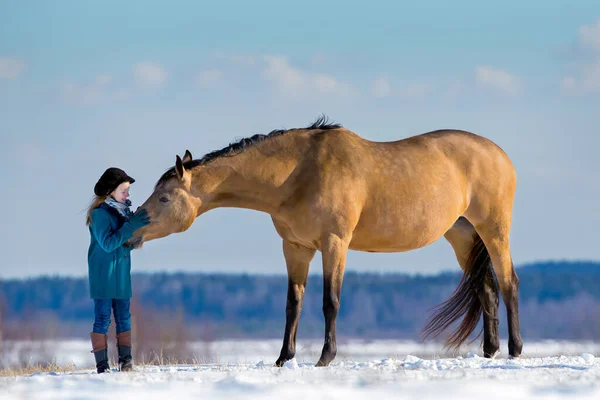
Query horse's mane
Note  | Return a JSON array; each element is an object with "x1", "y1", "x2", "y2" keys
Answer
[{"x1": 156, "y1": 115, "x2": 341, "y2": 187}]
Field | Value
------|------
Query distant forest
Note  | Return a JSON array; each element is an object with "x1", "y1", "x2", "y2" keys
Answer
[{"x1": 1, "y1": 261, "x2": 600, "y2": 341}]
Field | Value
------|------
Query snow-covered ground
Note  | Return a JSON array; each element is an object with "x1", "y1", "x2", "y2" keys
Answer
[
  {"x1": 4, "y1": 338, "x2": 600, "y2": 367},
  {"x1": 2, "y1": 340, "x2": 600, "y2": 399}
]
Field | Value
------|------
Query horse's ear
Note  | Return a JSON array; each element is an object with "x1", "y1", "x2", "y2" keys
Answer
[
  {"x1": 175, "y1": 155, "x2": 186, "y2": 180},
  {"x1": 182, "y1": 149, "x2": 193, "y2": 163}
]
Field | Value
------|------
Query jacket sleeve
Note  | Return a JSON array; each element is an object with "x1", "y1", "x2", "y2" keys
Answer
[{"x1": 90, "y1": 208, "x2": 135, "y2": 253}]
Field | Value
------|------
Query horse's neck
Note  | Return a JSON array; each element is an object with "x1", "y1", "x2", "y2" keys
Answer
[{"x1": 197, "y1": 134, "x2": 306, "y2": 215}]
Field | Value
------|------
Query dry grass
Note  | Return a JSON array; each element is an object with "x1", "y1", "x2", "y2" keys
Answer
[
  {"x1": 0, "y1": 354, "x2": 221, "y2": 378},
  {"x1": 0, "y1": 294, "x2": 215, "y2": 378},
  {"x1": 0, "y1": 362, "x2": 77, "y2": 377},
  {"x1": 0, "y1": 341, "x2": 211, "y2": 378}
]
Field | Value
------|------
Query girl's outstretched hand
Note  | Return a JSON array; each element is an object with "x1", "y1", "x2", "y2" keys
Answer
[{"x1": 129, "y1": 209, "x2": 151, "y2": 230}]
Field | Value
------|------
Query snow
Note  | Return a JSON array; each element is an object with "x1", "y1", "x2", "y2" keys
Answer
[
  {"x1": 2, "y1": 340, "x2": 600, "y2": 399},
  {"x1": 6, "y1": 338, "x2": 600, "y2": 367}
]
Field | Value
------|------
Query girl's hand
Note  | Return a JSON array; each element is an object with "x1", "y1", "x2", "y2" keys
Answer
[{"x1": 129, "y1": 209, "x2": 151, "y2": 230}]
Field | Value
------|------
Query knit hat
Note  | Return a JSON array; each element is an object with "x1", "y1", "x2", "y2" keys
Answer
[{"x1": 94, "y1": 167, "x2": 135, "y2": 196}]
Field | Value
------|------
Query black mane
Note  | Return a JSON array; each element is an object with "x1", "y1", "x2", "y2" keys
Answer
[{"x1": 156, "y1": 115, "x2": 341, "y2": 187}]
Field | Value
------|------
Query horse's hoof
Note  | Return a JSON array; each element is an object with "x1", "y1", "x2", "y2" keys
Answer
[
  {"x1": 274, "y1": 358, "x2": 288, "y2": 367},
  {"x1": 483, "y1": 350, "x2": 500, "y2": 360}
]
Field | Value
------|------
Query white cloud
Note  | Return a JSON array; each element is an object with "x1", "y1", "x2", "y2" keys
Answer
[
  {"x1": 475, "y1": 65, "x2": 521, "y2": 96},
  {"x1": 211, "y1": 53, "x2": 356, "y2": 100},
  {"x1": 371, "y1": 77, "x2": 433, "y2": 99},
  {"x1": 133, "y1": 62, "x2": 167, "y2": 86},
  {"x1": 562, "y1": 61, "x2": 600, "y2": 94},
  {"x1": 62, "y1": 74, "x2": 120, "y2": 105},
  {"x1": 0, "y1": 58, "x2": 25, "y2": 79},
  {"x1": 262, "y1": 55, "x2": 355, "y2": 99},
  {"x1": 560, "y1": 76, "x2": 577, "y2": 93},
  {"x1": 579, "y1": 19, "x2": 600, "y2": 51},
  {"x1": 63, "y1": 83, "x2": 102, "y2": 105},
  {"x1": 262, "y1": 56, "x2": 303, "y2": 93},
  {"x1": 197, "y1": 69, "x2": 222, "y2": 88},
  {"x1": 561, "y1": 20, "x2": 600, "y2": 94},
  {"x1": 581, "y1": 61, "x2": 600, "y2": 90},
  {"x1": 314, "y1": 73, "x2": 339, "y2": 93},
  {"x1": 95, "y1": 74, "x2": 112, "y2": 86},
  {"x1": 371, "y1": 76, "x2": 391, "y2": 98}
]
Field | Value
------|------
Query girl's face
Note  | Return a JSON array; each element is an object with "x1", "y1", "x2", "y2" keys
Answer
[{"x1": 110, "y1": 181, "x2": 131, "y2": 203}]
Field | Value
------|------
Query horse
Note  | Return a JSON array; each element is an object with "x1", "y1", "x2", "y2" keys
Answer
[{"x1": 126, "y1": 116, "x2": 523, "y2": 366}]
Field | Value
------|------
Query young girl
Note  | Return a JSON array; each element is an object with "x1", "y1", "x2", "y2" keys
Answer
[{"x1": 86, "y1": 167, "x2": 151, "y2": 373}]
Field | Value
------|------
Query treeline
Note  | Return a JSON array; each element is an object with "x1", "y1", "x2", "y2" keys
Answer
[{"x1": 1, "y1": 261, "x2": 600, "y2": 340}]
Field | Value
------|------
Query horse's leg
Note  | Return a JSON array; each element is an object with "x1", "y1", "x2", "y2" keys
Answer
[
  {"x1": 316, "y1": 233, "x2": 350, "y2": 367},
  {"x1": 275, "y1": 241, "x2": 316, "y2": 367},
  {"x1": 474, "y1": 220, "x2": 523, "y2": 358},
  {"x1": 444, "y1": 217, "x2": 500, "y2": 357}
]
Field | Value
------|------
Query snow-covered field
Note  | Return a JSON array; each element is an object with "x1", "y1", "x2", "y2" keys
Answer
[{"x1": 2, "y1": 340, "x2": 600, "y2": 399}]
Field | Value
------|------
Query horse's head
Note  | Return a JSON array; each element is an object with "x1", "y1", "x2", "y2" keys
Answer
[{"x1": 127, "y1": 150, "x2": 201, "y2": 249}]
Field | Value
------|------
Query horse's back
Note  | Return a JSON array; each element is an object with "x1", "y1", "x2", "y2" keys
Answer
[
  {"x1": 310, "y1": 127, "x2": 515, "y2": 190},
  {"x1": 302, "y1": 127, "x2": 516, "y2": 252}
]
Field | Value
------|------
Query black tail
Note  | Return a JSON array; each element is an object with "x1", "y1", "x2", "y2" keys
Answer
[{"x1": 422, "y1": 234, "x2": 498, "y2": 349}]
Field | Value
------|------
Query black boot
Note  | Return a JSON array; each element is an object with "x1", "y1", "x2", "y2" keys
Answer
[
  {"x1": 94, "y1": 349, "x2": 110, "y2": 373},
  {"x1": 117, "y1": 330, "x2": 133, "y2": 372},
  {"x1": 118, "y1": 345, "x2": 133, "y2": 371},
  {"x1": 90, "y1": 332, "x2": 110, "y2": 374}
]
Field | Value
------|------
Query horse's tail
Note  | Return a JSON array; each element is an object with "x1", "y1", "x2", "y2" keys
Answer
[{"x1": 422, "y1": 233, "x2": 498, "y2": 349}]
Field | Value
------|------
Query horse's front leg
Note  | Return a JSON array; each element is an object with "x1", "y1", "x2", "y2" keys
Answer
[
  {"x1": 316, "y1": 233, "x2": 350, "y2": 367},
  {"x1": 275, "y1": 241, "x2": 316, "y2": 367}
]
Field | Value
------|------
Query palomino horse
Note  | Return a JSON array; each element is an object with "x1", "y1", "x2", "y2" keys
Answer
[{"x1": 127, "y1": 117, "x2": 523, "y2": 366}]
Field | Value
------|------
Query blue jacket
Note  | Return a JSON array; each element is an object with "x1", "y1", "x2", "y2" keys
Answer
[{"x1": 88, "y1": 203, "x2": 136, "y2": 299}]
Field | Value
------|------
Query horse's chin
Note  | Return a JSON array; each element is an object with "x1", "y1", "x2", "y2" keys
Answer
[{"x1": 126, "y1": 236, "x2": 144, "y2": 250}]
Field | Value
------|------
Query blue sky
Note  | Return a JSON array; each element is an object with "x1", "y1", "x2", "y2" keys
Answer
[{"x1": 1, "y1": 1, "x2": 599, "y2": 278}]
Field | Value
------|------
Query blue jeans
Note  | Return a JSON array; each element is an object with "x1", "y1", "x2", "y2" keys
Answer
[{"x1": 93, "y1": 299, "x2": 131, "y2": 334}]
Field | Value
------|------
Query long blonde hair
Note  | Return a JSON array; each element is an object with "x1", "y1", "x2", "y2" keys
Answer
[{"x1": 86, "y1": 195, "x2": 107, "y2": 226}]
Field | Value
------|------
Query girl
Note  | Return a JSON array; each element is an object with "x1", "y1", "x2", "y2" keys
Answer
[{"x1": 86, "y1": 167, "x2": 151, "y2": 373}]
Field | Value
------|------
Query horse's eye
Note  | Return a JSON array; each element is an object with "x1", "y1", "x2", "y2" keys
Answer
[{"x1": 159, "y1": 197, "x2": 169, "y2": 203}]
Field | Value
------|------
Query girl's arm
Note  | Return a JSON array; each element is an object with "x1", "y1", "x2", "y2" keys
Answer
[{"x1": 90, "y1": 208, "x2": 135, "y2": 253}]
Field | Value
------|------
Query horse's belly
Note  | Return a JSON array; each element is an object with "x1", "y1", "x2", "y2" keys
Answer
[
  {"x1": 349, "y1": 227, "x2": 439, "y2": 252},
  {"x1": 349, "y1": 201, "x2": 461, "y2": 253},
  {"x1": 348, "y1": 239, "x2": 419, "y2": 253}
]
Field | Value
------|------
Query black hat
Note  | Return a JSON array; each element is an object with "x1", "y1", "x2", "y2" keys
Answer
[{"x1": 94, "y1": 167, "x2": 135, "y2": 196}]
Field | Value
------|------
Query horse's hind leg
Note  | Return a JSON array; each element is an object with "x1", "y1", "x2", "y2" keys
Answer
[
  {"x1": 444, "y1": 217, "x2": 500, "y2": 357},
  {"x1": 471, "y1": 217, "x2": 523, "y2": 358},
  {"x1": 275, "y1": 241, "x2": 316, "y2": 367}
]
